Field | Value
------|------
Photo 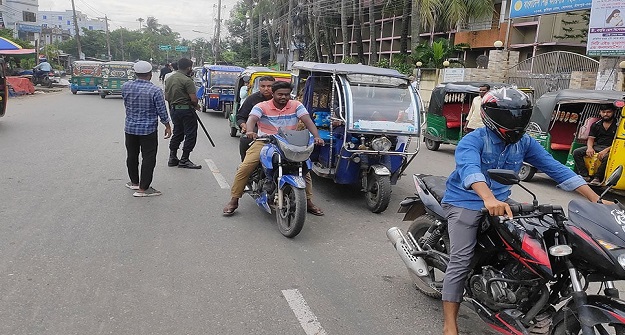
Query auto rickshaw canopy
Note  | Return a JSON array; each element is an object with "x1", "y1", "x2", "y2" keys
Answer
[
  {"x1": 532, "y1": 89, "x2": 624, "y2": 132},
  {"x1": 427, "y1": 82, "x2": 510, "y2": 116}
]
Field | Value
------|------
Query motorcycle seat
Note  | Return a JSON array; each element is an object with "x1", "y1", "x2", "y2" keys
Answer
[{"x1": 420, "y1": 175, "x2": 448, "y2": 203}]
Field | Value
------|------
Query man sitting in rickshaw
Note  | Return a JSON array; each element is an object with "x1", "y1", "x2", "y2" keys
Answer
[{"x1": 573, "y1": 103, "x2": 617, "y2": 186}]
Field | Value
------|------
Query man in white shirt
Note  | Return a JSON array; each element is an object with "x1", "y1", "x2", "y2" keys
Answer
[
  {"x1": 464, "y1": 84, "x2": 490, "y2": 133},
  {"x1": 163, "y1": 62, "x2": 178, "y2": 87}
]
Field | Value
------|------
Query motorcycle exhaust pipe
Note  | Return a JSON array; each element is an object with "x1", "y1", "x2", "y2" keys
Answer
[{"x1": 386, "y1": 227, "x2": 430, "y2": 277}]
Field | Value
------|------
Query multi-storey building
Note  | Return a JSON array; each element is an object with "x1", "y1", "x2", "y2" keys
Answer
[
  {"x1": 332, "y1": 0, "x2": 588, "y2": 67},
  {"x1": 0, "y1": 0, "x2": 40, "y2": 43},
  {"x1": 38, "y1": 10, "x2": 105, "y2": 37}
]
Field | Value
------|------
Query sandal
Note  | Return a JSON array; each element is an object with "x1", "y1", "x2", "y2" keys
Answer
[
  {"x1": 223, "y1": 204, "x2": 238, "y2": 216},
  {"x1": 307, "y1": 204, "x2": 324, "y2": 216}
]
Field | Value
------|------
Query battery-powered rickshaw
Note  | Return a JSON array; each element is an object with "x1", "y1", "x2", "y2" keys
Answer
[
  {"x1": 98, "y1": 61, "x2": 135, "y2": 98},
  {"x1": 423, "y1": 82, "x2": 525, "y2": 151},
  {"x1": 70, "y1": 61, "x2": 102, "y2": 94},
  {"x1": 291, "y1": 61, "x2": 423, "y2": 213},
  {"x1": 197, "y1": 64, "x2": 244, "y2": 117},
  {"x1": 521, "y1": 89, "x2": 623, "y2": 182},
  {"x1": 228, "y1": 67, "x2": 291, "y2": 137}
]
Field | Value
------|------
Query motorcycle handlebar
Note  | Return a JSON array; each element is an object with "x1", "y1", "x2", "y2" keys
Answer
[{"x1": 480, "y1": 203, "x2": 564, "y2": 216}]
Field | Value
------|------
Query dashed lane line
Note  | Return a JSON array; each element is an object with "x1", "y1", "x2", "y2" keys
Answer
[
  {"x1": 282, "y1": 289, "x2": 328, "y2": 335},
  {"x1": 205, "y1": 159, "x2": 230, "y2": 189}
]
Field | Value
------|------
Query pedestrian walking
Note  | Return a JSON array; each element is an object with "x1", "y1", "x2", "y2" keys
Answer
[
  {"x1": 163, "y1": 62, "x2": 178, "y2": 87},
  {"x1": 164, "y1": 58, "x2": 202, "y2": 169},
  {"x1": 159, "y1": 63, "x2": 171, "y2": 83},
  {"x1": 122, "y1": 60, "x2": 172, "y2": 197}
]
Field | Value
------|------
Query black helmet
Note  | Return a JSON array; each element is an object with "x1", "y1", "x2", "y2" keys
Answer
[{"x1": 480, "y1": 87, "x2": 533, "y2": 144}]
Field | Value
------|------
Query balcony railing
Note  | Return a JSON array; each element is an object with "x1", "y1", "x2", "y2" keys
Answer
[{"x1": 457, "y1": 19, "x2": 499, "y2": 32}]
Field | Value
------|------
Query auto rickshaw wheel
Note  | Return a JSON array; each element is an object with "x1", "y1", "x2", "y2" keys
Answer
[
  {"x1": 518, "y1": 164, "x2": 537, "y2": 182},
  {"x1": 365, "y1": 173, "x2": 391, "y2": 213},
  {"x1": 100, "y1": 93, "x2": 106, "y2": 99},
  {"x1": 71, "y1": 90, "x2": 77, "y2": 95},
  {"x1": 425, "y1": 138, "x2": 441, "y2": 151}
]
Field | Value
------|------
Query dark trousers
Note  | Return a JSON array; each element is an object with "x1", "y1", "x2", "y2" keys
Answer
[
  {"x1": 239, "y1": 136, "x2": 253, "y2": 161},
  {"x1": 125, "y1": 131, "x2": 158, "y2": 190},
  {"x1": 169, "y1": 108, "x2": 198, "y2": 153},
  {"x1": 573, "y1": 145, "x2": 609, "y2": 178}
]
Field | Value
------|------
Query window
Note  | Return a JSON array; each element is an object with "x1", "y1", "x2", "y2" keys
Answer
[
  {"x1": 67, "y1": 21, "x2": 71, "y2": 25},
  {"x1": 58, "y1": 16, "x2": 62, "y2": 20},
  {"x1": 23, "y1": 11, "x2": 35, "y2": 22},
  {"x1": 42, "y1": 15, "x2": 47, "y2": 19},
  {"x1": 88, "y1": 26, "x2": 93, "y2": 30},
  {"x1": 42, "y1": 23, "x2": 47, "y2": 27}
]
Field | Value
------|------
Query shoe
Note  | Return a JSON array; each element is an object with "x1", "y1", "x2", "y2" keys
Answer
[
  {"x1": 306, "y1": 203, "x2": 324, "y2": 216},
  {"x1": 223, "y1": 203, "x2": 238, "y2": 216},
  {"x1": 133, "y1": 187, "x2": 162, "y2": 197},
  {"x1": 178, "y1": 159, "x2": 202, "y2": 169},
  {"x1": 125, "y1": 182, "x2": 140, "y2": 190},
  {"x1": 589, "y1": 178, "x2": 602, "y2": 186},
  {"x1": 167, "y1": 158, "x2": 179, "y2": 167}
]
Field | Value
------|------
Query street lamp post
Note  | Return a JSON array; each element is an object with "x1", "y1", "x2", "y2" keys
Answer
[{"x1": 415, "y1": 61, "x2": 422, "y2": 90}]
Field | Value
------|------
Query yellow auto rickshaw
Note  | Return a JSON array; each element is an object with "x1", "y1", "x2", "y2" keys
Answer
[{"x1": 227, "y1": 67, "x2": 291, "y2": 137}]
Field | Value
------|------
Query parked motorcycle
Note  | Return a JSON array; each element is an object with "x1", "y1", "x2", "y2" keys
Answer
[
  {"x1": 387, "y1": 167, "x2": 625, "y2": 335},
  {"x1": 30, "y1": 70, "x2": 54, "y2": 88},
  {"x1": 246, "y1": 129, "x2": 314, "y2": 238}
]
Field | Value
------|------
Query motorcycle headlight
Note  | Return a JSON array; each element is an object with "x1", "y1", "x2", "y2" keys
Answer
[
  {"x1": 618, "y1": 254, "x2": 625, "y2": 270},
  {"x1": 371, "y1": 137, "x2": 392, "y2": 151}
]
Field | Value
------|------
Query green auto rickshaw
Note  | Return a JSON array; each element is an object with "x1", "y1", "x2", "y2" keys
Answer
[
  {"x1": 70, "y1": 60, "x2": 103, "y2": 94},
  {"x1": 98, "y1": 61, "x2": 135, "y2": 98}
]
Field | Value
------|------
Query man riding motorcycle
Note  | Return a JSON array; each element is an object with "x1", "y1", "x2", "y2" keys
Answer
[
  {"x1": 33, "y1": 58, "x2": 52, "y2": 78},
  {"x1": 440, "y1": 87, "x2": 604, "y2": 335}
]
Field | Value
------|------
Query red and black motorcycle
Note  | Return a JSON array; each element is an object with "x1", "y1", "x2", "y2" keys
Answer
[{"x1": 387, "y1": 167, "x2": 625, "y2": 335}]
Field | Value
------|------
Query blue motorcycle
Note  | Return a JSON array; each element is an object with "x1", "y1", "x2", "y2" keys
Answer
[{"x1": 246, "y1": 129, "x2": 314, "y2": 238}]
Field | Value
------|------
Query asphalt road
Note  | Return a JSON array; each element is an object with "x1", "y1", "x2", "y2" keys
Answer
[{"x1": 0, "y1": 85, "x2": 619, "y2": 335}]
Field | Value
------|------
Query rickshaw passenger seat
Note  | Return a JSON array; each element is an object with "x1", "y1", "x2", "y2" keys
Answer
[
  {"x1": 549, "y1": 121, "x2": 577, "y2": 151},
  {"x1": 442, "y1": 104, "x2": 463, "y2": 128}
]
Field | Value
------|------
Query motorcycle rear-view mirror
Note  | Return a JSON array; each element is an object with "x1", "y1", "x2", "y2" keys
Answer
[
  {"x1": 487, "y1": 169, "x2": 520, "y2": 186},
  {"x1": 605, "y1": 165, "x2": 623, "y2": 188}
]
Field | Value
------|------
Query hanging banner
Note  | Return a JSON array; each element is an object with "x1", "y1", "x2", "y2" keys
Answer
[
  {"x1": 587, "y1": 0, "x2": 625, "y2": 56},
  {"x1": 510, "y1": 0, "x2": 591, "y2": 19}
]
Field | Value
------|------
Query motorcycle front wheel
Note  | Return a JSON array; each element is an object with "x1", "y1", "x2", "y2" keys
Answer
[
  {"x1": 365, "y1": 173, "x2": 391, "y2": 213},
  {"x1": 276, "y1": 185, "x2": 306, "y2": 238},
  {"x1": 407, "y1": 215, "x2": 449, "y2": 299},
  {"x1": 552, "y1": 320, "x2": 625, "y2": 335}
]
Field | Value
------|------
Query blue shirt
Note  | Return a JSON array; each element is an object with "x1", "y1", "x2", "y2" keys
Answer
[
  {"x1": 35, "y1": 62, "x2": 52, "y2": 72},
  {"x1": 442, "y1": 127, "x2": 585, "y2": 210},
  {"x1": 122, "y1": 79, "x2": 170, "y2": 135}
]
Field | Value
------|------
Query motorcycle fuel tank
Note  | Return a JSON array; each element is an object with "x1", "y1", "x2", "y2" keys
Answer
[{"x1": 491, "y1": 216, "x2": 553, "y2": 279}]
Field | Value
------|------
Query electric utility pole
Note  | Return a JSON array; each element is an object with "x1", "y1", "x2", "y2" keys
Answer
[
  {"x1": 98, "y1": 15, "x2": 112, "y2": 60},
  {"x1": 70, "y1": 0, "x2": 82, "y2": 59},
  {"x1": 215, "y1": 0, "x2": 222, "y2": 63}
]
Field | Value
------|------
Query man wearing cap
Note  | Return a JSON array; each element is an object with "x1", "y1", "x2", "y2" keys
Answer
[
  {"x1": 122, "y1": 60, "x2": 172, "y2": 197},
  {"x1": 165, "y1": 58, "x2": 202, "y2": 169}
]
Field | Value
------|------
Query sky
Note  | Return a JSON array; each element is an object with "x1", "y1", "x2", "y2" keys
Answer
[{"x1": 38, "y1": 0, "x2": 233, "y2": 41}]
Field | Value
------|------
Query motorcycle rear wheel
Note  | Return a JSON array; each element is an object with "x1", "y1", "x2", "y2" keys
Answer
[
  {"x1": 552, "y1": 320, "x2": 625, "y2": 335},
  {"x1": 407, "y1": 215, "x2": 449, "y2": 299},
  {"x1": 276, "y1": 185, "x2": 306, "y2": 238}
]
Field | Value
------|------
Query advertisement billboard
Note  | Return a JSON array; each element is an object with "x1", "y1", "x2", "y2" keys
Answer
[
  {"x1": 510, "y1": 0, "x2": 591, "y2": 18},
  {"x1": 587, "y1": 0, "x2": 625, "y2": 56}
]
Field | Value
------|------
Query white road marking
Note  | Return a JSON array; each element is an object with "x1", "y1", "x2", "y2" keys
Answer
[
  {"x1": 205, "y1": 159, "x2": 230, "y2": 189},
  {"x1": 282, "y1": 289, "x2": 328, "y2": 335}
]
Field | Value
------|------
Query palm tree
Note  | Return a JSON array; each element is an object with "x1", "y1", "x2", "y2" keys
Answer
[
  {"x1": 144, "y1": 17, "x2": 160, "y2": 34},
  {"x1": 341, "y1": 0, "x2": 350, "y2": 61},
  {"x1": 369, "y1": 0, "x2": 377, "y2": 65}
]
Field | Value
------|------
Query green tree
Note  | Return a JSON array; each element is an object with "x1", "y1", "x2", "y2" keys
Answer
[{"x1": 412, "y1": 38, "x2": 467, "y2": 68}]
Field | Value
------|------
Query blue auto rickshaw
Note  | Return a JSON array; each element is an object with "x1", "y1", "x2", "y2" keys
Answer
[
  {"x1": 197, "y1": 64, "x2": 244, "y2": 118},
  {"x1": 291, "y1": 62, "x2": 423, "y2": 213}
]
